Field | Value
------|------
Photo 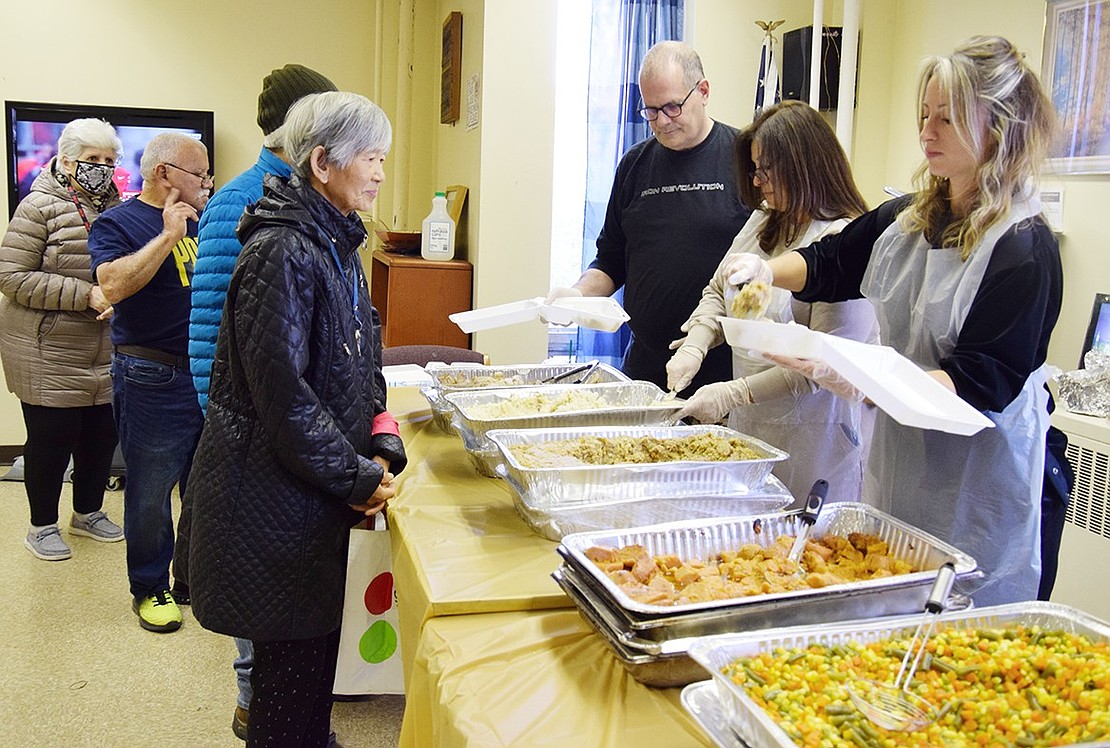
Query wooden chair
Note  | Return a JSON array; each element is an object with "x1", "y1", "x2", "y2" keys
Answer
[{"x1": 381, "y1": 344, "x2": 488, "y2": 368}]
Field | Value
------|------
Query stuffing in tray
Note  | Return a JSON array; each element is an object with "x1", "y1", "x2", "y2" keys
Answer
[
  {"x1": 583, "y1": 532, "x2": 916, "y2": 605},
  {"x1": 723, "y1": 626, "x2": 1110, "y2": 747},
  {"x1": 730, "y1": 279, "x2": 773, "y2": 320},
  {"x1": 511, "y1": 432, "x2": 764, "y2": 468}
]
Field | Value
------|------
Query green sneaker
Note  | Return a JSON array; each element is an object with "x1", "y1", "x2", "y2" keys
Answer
[{"x1": 132, "y1": 590, "x2": 182, "y2": 633}]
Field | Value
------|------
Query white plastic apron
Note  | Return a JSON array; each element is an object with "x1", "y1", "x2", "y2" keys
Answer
[
  {"x1": 860, "y1": 198, "x2": 1046, "y2": 606},
  {"x1": 727, "y1": 218, "x2": 877, "y2": 505}
]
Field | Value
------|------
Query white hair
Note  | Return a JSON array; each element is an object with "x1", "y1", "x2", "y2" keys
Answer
[
  {"x1": 283, "y1": 92, "x2": 392, "y2": 179},
  {"x1": 57, "y1": 118, "x2": 123, "y2": 162},
  {"x1": 139, "y1": 132, "x2": 205, "y2": 181}
]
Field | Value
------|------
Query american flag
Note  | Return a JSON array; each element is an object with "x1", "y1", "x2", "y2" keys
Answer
[{"x1": 754, "y1": 20, "x2": 784, "y2": 116}]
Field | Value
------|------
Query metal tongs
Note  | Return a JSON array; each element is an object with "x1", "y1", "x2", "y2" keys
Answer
[
  {"x1": 787, "y1": 479, "x2": 828, "y2": 573},
  {"x1": 542, "y1": 359, "x2": 600, "y2": 385}
]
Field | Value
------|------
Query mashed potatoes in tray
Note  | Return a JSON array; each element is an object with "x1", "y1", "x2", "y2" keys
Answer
[
  {"x1": 467, "y1": 390, "x2": 609, "y2": 419},
  {"x1": 438, "y1": 371, "x2": 527, "y2": 388},
  {"x1": 510, "y1": 432, "x2": 764, "y2": 468}
]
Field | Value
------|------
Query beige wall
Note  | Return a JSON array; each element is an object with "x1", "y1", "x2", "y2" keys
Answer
[
  {"x1": 0, "y1": 0, "x2": 391, "y2": 445},
  {"x1": 1, "y1": 0, "x2": 1108, "y2": 447}
]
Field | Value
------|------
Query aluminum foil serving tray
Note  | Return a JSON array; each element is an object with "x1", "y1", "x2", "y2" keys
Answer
[
  {"x1": 488, "y1": 424, "x2": 788, "y2": 505},
  {"x1": 505, "y1": 470, "x2": 793, "y2": 541},
  {"x1": 420, "y1": 362, "x2": 628, "y2": 431},
  {"x1": 558, "y1": 503, "x2": 977, "y2": 636},
  {"x1": 448, "y1": 381, "x2": 684, "y2": 478},
  {"x1": 687, "y1": 602, "x2": 1110, "y2": 748},
  {"x1": 446, "y1": 381, "x2": 684, "y2": 450}
]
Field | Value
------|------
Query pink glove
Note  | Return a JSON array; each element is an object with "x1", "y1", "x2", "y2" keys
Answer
[
  {"x1": 763, "y1": 353, "x2": 863, "y2": 402},
  {"x1": 675, "y1": 379, "x2": 753, "y2": 423}
]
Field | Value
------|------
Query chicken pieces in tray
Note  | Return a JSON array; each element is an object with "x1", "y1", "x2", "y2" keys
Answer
[{"x1": 583, "y1": 532, "x2": 917, "y2": 606}]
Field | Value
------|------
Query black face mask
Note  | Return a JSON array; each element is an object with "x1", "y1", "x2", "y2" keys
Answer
[{"x1": 72, "y1": 160, "x2": 116, "y2": 195}]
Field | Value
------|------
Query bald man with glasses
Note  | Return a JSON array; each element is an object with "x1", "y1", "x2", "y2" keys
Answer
[
  {"x1": 88, "y1": 132, "x2": 210, "y2": 634},
  {"x1": 547, "y1": 40, "x2": 751, "y2": 395}
]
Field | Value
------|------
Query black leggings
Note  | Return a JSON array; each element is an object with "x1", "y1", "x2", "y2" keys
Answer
[
  {"x1": 249, "y1": 629, "x2": 340, "y2": 747},
  {"x1": 22, "y1": 402, "x2": 118, "y2": 527}
]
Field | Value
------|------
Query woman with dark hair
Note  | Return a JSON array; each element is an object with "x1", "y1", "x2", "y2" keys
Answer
[
  {"x1": 0, "y1": 118, "x2": 124, "y2": 560},
  {"x1": 183, "y1": 92, "x2": 406, "y2": 746},
  {"x1": 727, "y1": 37, "x2": 1061, "y2": 606},
  {"x1": 667, "y1": 100, "x2": 877, "y2": 504}
]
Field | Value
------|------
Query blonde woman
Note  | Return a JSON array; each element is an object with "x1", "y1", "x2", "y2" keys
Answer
[
  {"x1": 0, "y1": 118, "x2": 123, "y2": 560},
  {"x1": 727, "y1": 37, "x2": 1061, "y2": 606},
  {"x1": 667, "y1": 101, "x2": 877, "y2": 505}
]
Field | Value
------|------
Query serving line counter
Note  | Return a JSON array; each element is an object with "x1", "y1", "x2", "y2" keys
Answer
[
  {"x1": 385, "y1": 387, "x2": 569, "y2": 686},
  {"x1": 384, "y1": 387, "x2": 712, "y2": 747}
]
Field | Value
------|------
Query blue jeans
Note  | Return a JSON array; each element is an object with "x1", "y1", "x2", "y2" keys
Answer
[
  {"x1": 111, "y1": 352, "x2": 203, "y2": 599},
  {"x1": 235, "y1": 637, "x2": 254, "y2": 709}
]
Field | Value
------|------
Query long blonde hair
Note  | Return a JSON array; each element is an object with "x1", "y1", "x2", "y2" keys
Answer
[{"x1": 899, "y1": 36, "x2": 1056, "y2": 260}]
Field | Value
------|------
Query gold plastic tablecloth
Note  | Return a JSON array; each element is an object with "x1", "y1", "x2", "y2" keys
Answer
[
  {"x1": 399, "y1": 609, "x2": 712, "y2": 748},
  {"x1": 384, "y1": 388, "x2": 571, "y2": 688}
]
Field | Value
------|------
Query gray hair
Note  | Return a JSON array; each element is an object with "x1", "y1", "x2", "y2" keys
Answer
[
  {"x1": 139, "y1": 132, "x2": 206, "y2": 181},
  {"x1": 640, "y1": 41, "x2": 705, "y2": 88},
  {"x1": 57, "y1": 118, "x2": 123, "y2": 163},
  {"x1": 283, "y1": 91, "x2": 392, "y2": 179}
]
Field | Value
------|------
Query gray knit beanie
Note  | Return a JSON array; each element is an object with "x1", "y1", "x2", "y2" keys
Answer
[{"x1": 257, "y1": 64, "x2": 338, "y2": 135}]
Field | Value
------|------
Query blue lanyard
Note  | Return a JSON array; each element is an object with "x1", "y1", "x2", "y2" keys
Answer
[{"x1": 327, "y1": 239, "x2": 363, "y2": 356}]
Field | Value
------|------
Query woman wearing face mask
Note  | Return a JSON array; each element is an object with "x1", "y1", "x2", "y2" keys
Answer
[{"x1": 0, "y1": 118, "x2": 125, "y2": 561}]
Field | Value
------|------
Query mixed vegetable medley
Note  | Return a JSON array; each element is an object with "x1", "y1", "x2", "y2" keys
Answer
[{"x1": 722, "y1": 625, "x2": 1110, "y2": 747}]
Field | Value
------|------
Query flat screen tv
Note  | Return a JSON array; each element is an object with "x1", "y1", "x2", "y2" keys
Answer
[
  {"x1": 5, "y1": 100, "x2": 214, "y2": 218},
  {"x1": 1079, "y1": 292, "x2": 1110, "y2": 368}
]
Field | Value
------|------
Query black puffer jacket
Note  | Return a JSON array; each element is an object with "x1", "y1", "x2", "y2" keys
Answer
[{"x1": 183, "y1": 174, "x2": 406, "y2": 641}]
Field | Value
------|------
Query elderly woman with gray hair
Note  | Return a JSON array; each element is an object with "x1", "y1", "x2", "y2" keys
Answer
[
  {"x1": 0, "y1": 118, "x2": 124, "y2": 561},
  {"x1": 183, "y1": 91, "x2": 406, "y2": 746}
]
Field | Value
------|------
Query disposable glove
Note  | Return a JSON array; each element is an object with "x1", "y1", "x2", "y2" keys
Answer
[
  {"x1": 675, "y1": 379, "x2": 753, "y2": 423},
  {"x1": 544, "y1": 286, "x2": 582, "y2": 305},
  {"x1": 763, "y1": 353, "x2": 864, "y2": 402},
  {"x1": 666, "y1": 347, "x2": 704, "y2": 393},
  {"x1": 540, "y1": 286, "x2": 583, "y2": 325},
  {"x1": 664, "y1": 323, "x2": 717, "y2": 392},
  {"x1": 724, "y1": 253, "x2": 774, "y2": 287}
]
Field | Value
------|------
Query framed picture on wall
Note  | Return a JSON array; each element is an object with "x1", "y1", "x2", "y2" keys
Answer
[{"x1": 1042, "y1": 0, "x2": 1110, "y2": 174}]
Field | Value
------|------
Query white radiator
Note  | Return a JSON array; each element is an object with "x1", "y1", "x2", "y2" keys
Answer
[{"x1": 1051, "y1": 410, "x2": 1110, "y2": 621}]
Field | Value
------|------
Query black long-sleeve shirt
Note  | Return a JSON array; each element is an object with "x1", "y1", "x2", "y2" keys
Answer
[{"x1": 794, "y1": 197, "x2": 1062, "y2": 413}]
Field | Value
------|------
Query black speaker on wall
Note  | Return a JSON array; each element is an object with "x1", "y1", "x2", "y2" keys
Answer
[{"x1": 781, "y1": 25, "x2": 845, "y2": 111}]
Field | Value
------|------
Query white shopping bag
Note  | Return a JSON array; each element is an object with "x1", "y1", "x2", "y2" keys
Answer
[{"x1": 333, "y1": 513, "x2": 404, "y2": 695}]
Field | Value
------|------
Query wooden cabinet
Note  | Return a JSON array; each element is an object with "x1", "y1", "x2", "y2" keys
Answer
[{"x1": 369, "y1": 250, "x2": 473, "y2": 348}]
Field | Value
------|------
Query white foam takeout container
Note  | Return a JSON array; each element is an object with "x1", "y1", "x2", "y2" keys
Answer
[
  {"x1": 718, "y1": 317, "x2": 995, "y2": 436},
  {"x1": 449, "y1": 296, "x2": 630, "y2": 334}
]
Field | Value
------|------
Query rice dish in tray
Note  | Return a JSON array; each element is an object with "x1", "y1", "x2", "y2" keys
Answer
[{"x1": 510, "y1": 432, "x2": 764, "y2": 468}]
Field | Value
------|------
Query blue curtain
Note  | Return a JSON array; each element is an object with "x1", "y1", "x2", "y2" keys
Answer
[{"x1": 576, "y1": 0, "x2": 684, "y2": 367}]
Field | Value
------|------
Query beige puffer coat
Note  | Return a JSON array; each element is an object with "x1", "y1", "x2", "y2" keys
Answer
[{"x1": 0, "y1": 160, "x2": 120, "y2": 406}]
